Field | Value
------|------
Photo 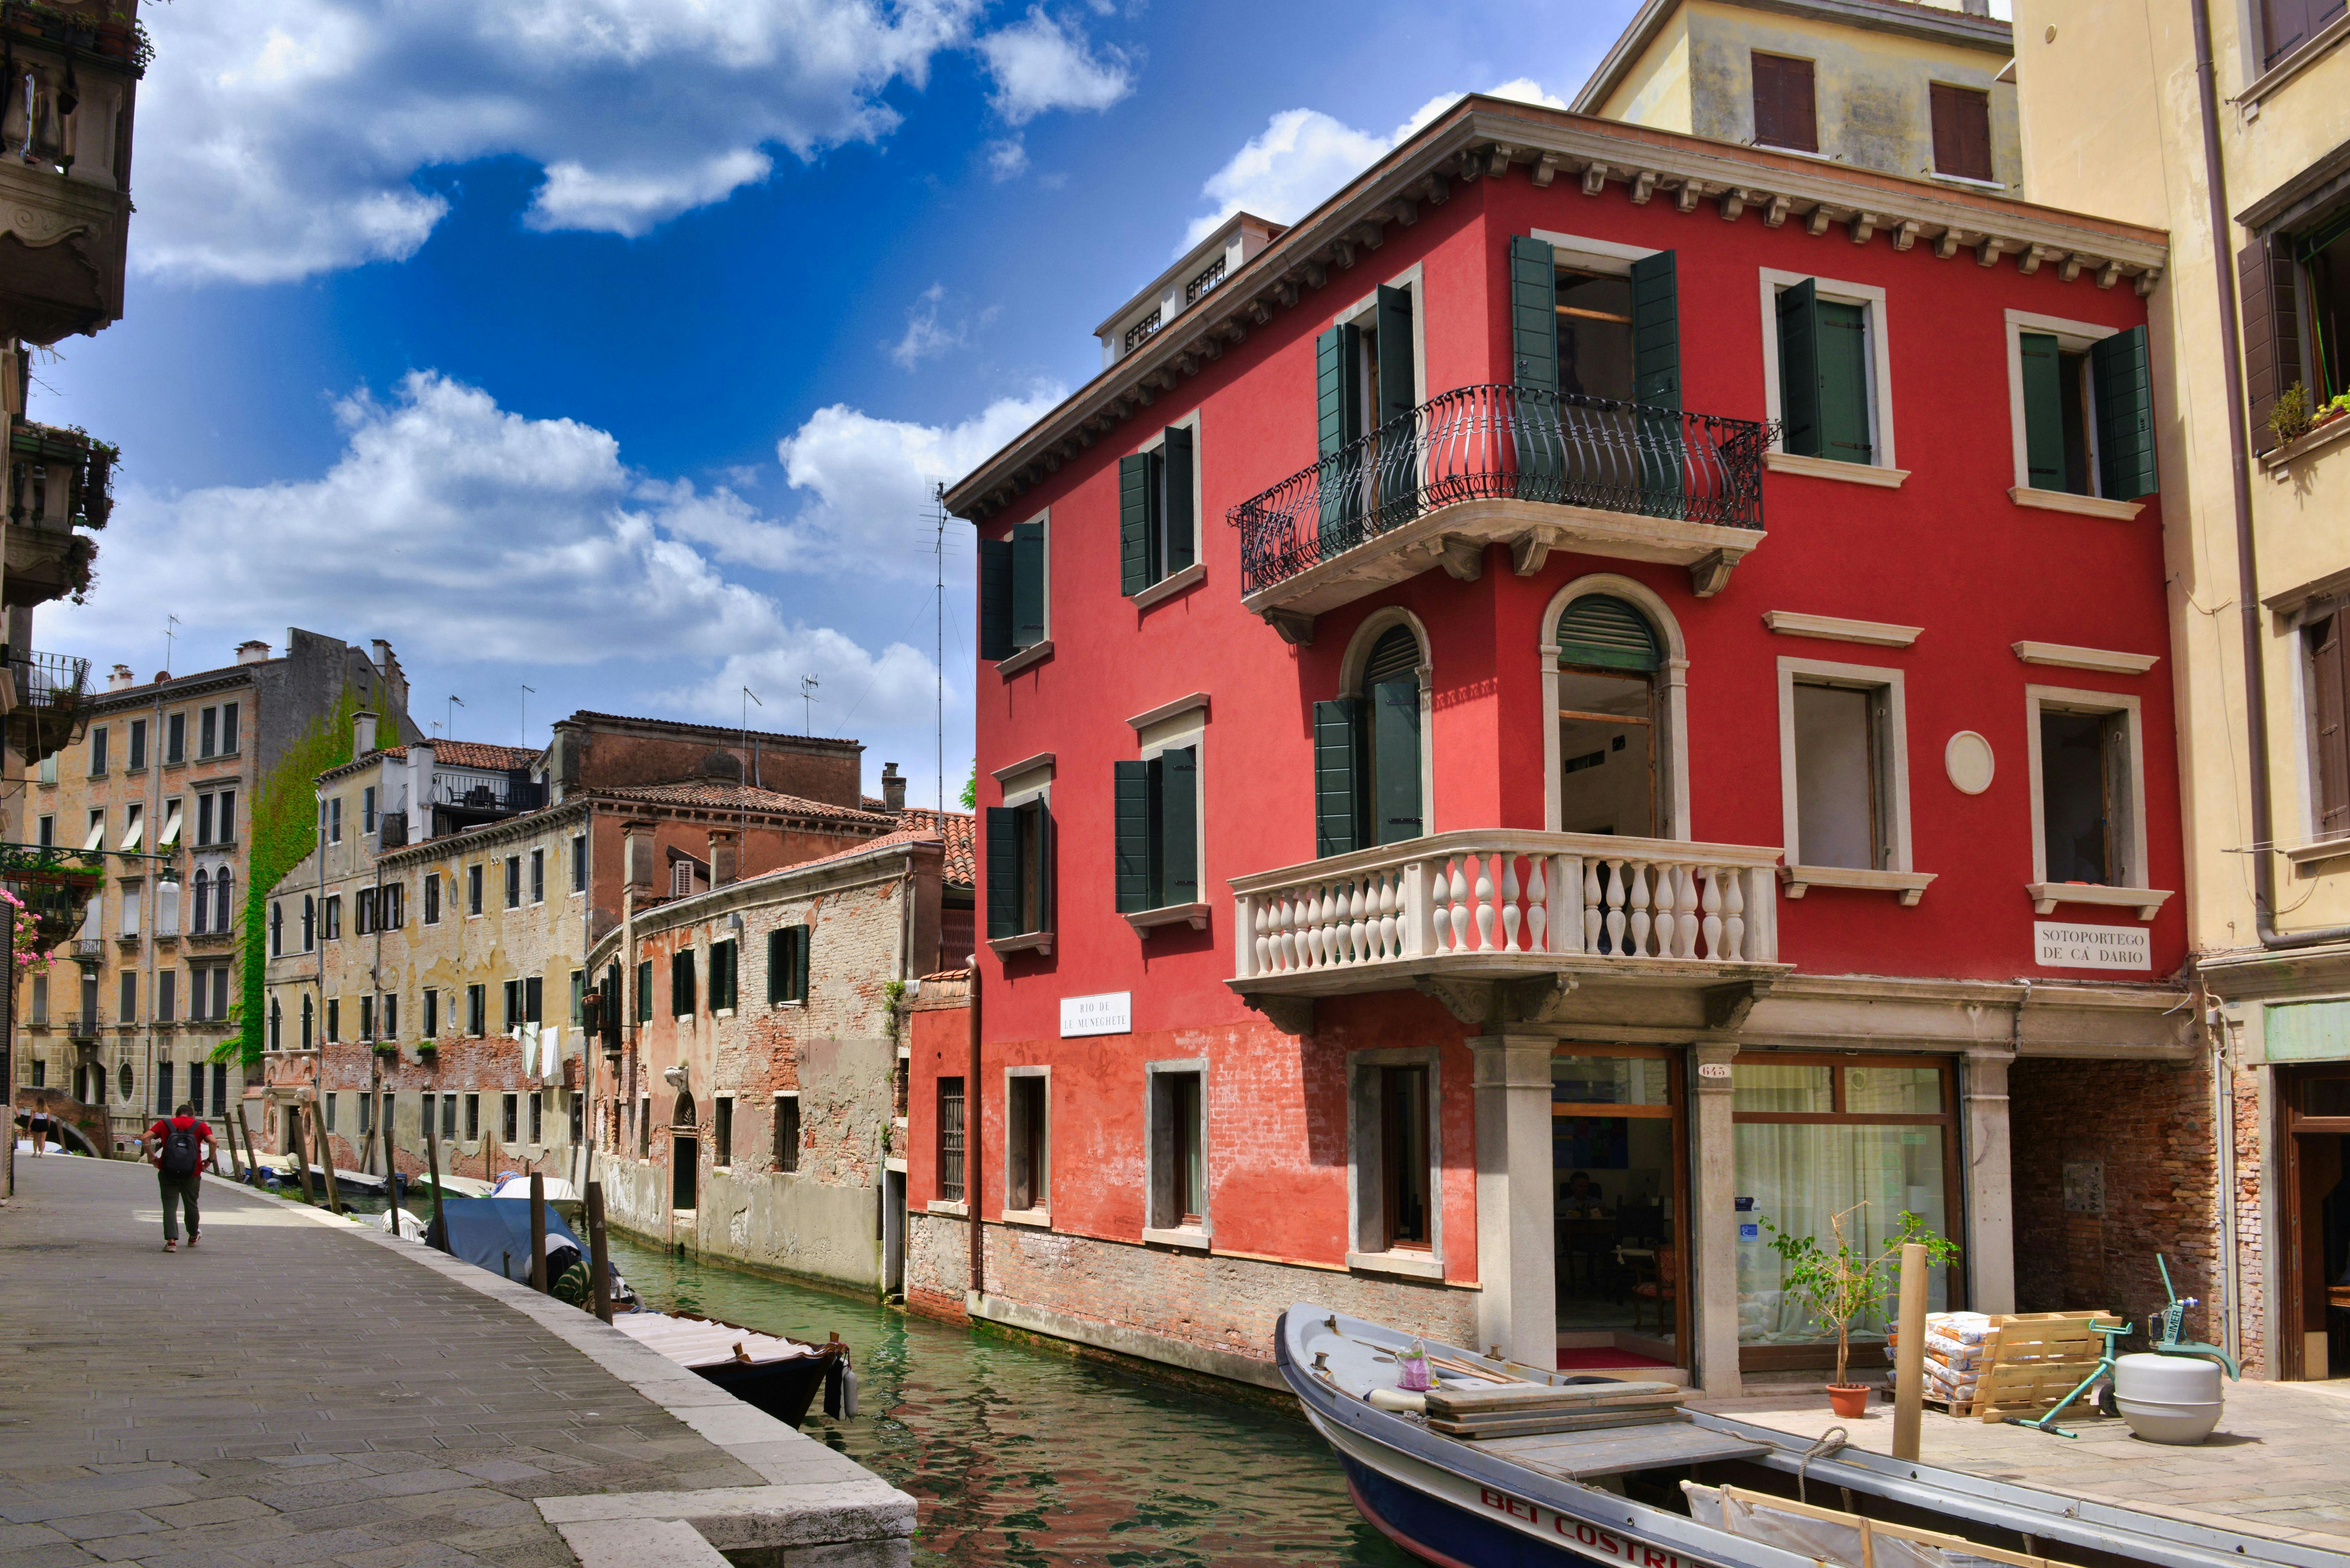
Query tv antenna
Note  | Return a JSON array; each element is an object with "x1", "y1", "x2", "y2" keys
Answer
[
  {"x1": 800, "y1": 674, "x2": 820, "y2": 735},
  {"x1": 519, "y1": 684, "x2": 535, "y2": 746},
  {"x1": 446, "y1": 693, "x2": 465, "y2": 740},
  {"x1": 163, "y1": 614, "x2": 180, "y2": 677}
]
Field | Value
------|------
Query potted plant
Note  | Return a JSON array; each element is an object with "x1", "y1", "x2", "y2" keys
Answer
[
  {"x1": 1760, "y1": 1202, "x2": 1960, "y2": 1417},
  {"x1": 417, "y1": 1037, "x2": 437, "y2": 1057}
]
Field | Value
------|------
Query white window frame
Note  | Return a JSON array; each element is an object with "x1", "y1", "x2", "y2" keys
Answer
[
  {"x1": 996, "y1": 506, "x2": 1054, "y2": 677},
  {"x1": 1757, "y1": 268, "x2": 1905, "y2": 485},
  {"x1": 2022, "y1": 683, "x2": 2172, "y2": 920},
  {"x1": 1130, "y1": 411, "x2": 1208, "y2": 610},
  {"x1": 711, "y1": 1094, "x2": 732, "y2": 1169},
  {"x1": 1340, "y1": 605, "x2": 1437, "y2": 843},
  {"x1": 1142, "y1": 1057, "x2": 1211, "y2": 1249},
  {"x1": 1333, "y1": 259, "x2": 1429, "y2": 426},
  {"x1": 1775, "y1": 657, "x2": 1934, "y2": 903},
  {"x1": 1346, "y1": 1044, "x2": 1444, "y2": 1280},
  {"x1": 2000, "y1": 308, "x2": 2147, "y2": 520},
  {"x1": 1540, "y1": 575, "x2": 1691, "y2": 840},
  {"x1": 772, "y1": 1090, "x2": 801, "y2": 1174},
  {"x1": 1126, "y1": 694, "x2": 1210, "y2": 931},
  {"x1": 1002, "y1": 1064, "x2": 1051, "y2": 1225},
  {"x1": 989, "y1": 754, "x2": 1055, "y2": 955}
]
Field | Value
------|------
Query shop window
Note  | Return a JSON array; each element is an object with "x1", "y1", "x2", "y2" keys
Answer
[
  {"x1": 773, "y1": 1093, "x2": 800, "y2": 1172},
  {"x1": 1146, "y1": 1063, "x2": 1208, "y2": 1237},
  {"x1": 1752, "y1": 52, "x2": 1817, "y2": 154},
  {"x1": 1315, "y1": 621, "x2": 1426, "y2": 856},
  {"x1": 1731, "y1": 1056, "x2": 1957, "y2": 1368},
  {"x1": 937, "y1": 1076, "x2": 966, "y2": 1203},
  {"x1": 1005, "y1": 1070, "x2": 1049, "y2": 1215}
]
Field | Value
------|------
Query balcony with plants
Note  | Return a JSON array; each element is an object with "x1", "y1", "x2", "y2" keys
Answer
[
  {"x1": 1229, "y1": 384, "x2": 1768, "y2": 643},
  {"x1": 4, "y1": 421, "x2": 111, "y2": 615}
]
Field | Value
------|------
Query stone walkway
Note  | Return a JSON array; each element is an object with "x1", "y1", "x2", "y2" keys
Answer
[
  {"x1": 0, "y1": 1155, "x2": 911, "y2": 1567},
  {"x1": 1694, "y1": 1378, "x2": 2350, "y2": 1556}
]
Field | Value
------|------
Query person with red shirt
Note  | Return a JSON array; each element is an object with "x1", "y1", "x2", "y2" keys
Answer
[{"x1": 147, "y1": 1103, "x2": 212, "y2": 1252}]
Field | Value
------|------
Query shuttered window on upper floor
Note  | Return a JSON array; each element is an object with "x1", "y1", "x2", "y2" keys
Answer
[
  {"x1": 979, "y1": 519, "x2": 1047, "y2": 661},
  {"x1": 1928, "y1": 84, "x2": 1993, "y2": 184},
  {"x1": 985, "y1": 798, "x2": 1053, "y2": 941},
  {"x1": 2259, "y1": 0, "x2": 2347, "y2": 70},
  {"x1": 1119, "y1": 426, "x2": 1195, "y2": 597},
  {"x1": 1113, "y1": 745, "x2": 1199, "y2": 913},
  {"x1": 1776, "y1": 278, "x2": 1873, "y2": 466},
  {"x1": 1313, "y1": 625, "x2": 1424, "y2": 859},
  {"x1": 1751, "y1": 53, "x2": 1817, "y2": 155},
  {"x1": 2307, "y1": 607, "x2": 2350, "y2": 844}
]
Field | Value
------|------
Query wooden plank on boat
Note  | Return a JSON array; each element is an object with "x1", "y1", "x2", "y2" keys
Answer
[
  {"x1": 1429, "y1": 1408, "x2": 1689, "y2": 1440},
  {"x1": 1425, "y1": 1381, "x2": 1684, "y2": 1414},
  {"x1": 1484, "y1": 1424, "x2": 1768, "y2": 1479}
]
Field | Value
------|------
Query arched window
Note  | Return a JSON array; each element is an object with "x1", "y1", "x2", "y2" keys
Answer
[
  {"x1": 214, "y1": 872, "x2": 232, "y2": 935},
  {"x1": 300, "y1": 993, "x2": 313, "y2": 1050},
  {"x1": 672, "y1": 1089, "x2": 695, "y2": 1128},
  {"x1": 1315, "y1": 620, "x2": 1427, "y2": 855},
  {"x1": 192, "y1": 871, "x2": 210, "y2": 936},
  {"x1": 1555, "y1": 594, "x2": 1667, "y2": 838},
  {"x1": 268, "y1": 998, "x2": 282, "y2": 1052},
  {"x1": 268, "y1": 897, "x2": 280, "y2": 955}
]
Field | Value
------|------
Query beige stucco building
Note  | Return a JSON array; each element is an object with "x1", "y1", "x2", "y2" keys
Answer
[
  {"x1": 1577, "y1": 0, "x2": 2020, "y2": 193},
  {"x1": 2010, "y1": 0, "x2": 2350, "y2": 1379}
]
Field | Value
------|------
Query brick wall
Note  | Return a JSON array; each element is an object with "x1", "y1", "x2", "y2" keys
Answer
[
  {"x1": 2231, "y1": 1059, "x2": 2268, "y2": 1377},
  {"x1": 2010, "y1": 1056, "x2": 2222, "y2": 1345}
]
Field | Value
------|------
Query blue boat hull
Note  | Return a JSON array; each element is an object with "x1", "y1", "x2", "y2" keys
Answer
[{"x1": 1342, "y1": 1451, "x2": 1581, "y2": 1568}]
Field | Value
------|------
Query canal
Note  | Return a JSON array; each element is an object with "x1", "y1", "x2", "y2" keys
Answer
[{"x1": 600, "y1": 1233, "x2": 1415, "y2": 1568}]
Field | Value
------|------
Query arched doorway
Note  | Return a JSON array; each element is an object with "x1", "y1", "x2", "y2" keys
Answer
[{"x1": 1555, "y1": 594, "x2": 1667, "y2": 838}]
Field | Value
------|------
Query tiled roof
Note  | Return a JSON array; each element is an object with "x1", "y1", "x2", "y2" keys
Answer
[
  {"x1": 561, "y1": 710, "x2": 863, "y2": 749},
  {"x1": 593, "y1": 780, "x2": 898, "y2": 825},
  {"x1": 896, "y1": 807, "x2": 974, "y2": 887},
  {"x1": 922, "y1": 969, "x2": 971, "y2": 983},
  {"x1": 428, "y1": 740, "x2": 541, "y2": 771}
]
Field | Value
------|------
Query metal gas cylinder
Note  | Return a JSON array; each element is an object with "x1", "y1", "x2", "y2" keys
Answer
[{"x1": 2112, "y1": 1352, "x2": 2224, "y2": 1444}]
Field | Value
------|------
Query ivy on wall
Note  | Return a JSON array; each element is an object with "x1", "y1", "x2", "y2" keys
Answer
[{"x1": 216, "y1": 686, "x2": 359, "y2": 1067}]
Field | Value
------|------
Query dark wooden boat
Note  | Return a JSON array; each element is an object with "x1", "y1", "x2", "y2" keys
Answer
[{"x1": 610, "y1": 1309, "x2": 849, "y2": 1429}]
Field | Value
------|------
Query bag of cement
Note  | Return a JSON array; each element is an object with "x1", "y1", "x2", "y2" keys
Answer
[{"x1": 1924, "y1": 1312, "x2": 1996, "y2": 1346}]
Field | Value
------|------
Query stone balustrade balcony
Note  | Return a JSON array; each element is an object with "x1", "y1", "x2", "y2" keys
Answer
[{"x1": 0, "y1": 2, "x2": 143, "y2": 345}]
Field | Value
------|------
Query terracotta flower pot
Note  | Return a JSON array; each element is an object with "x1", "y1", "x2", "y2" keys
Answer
[{"x1": 1826, "y1": 1383, "x2": 1872, "y2": 1418}]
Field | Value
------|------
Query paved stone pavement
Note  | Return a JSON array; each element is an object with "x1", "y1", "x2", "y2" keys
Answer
[
  {"x1": 0, "y1": 1154, "x2": 905, "y2": 1568},
  {"x1": 1694, "y1": 1378, "x2": 2350, "y2": 1556}
]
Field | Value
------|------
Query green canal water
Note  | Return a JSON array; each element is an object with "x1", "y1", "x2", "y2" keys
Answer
[{"x1": 599, "y1": 1233, "x2": 1416, "y2": 1568}]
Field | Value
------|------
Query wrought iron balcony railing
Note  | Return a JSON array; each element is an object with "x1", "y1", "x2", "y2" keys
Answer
[
  {"x1": 436, "y1": 776, "x2": 545, "y2": 815},
  {"x1": 1231, "y1": 384, "x2": 1770, "y2": 596}
]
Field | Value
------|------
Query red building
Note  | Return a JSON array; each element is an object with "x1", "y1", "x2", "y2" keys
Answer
[{"x1": 916, "y1": 94, "x2": 2187, "y2": 1397}]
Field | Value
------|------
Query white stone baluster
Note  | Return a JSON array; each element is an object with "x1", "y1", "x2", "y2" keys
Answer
[
  {"x1": 1347, "y1": 881, "x2": 1367, "y2": 965},
  {"x1": 1448, "y1": 860, "x2": 1472, "y2": 952},
  {"x1": 1673, "y1": 867, "x2": 1698, "y2": 957},
  {"x1": 1404, "y1": 862, "x2": 1432, "y2": 957},
  {"x1": 1474, "y1": 857, "x2": 1497, "y2": 950},
  {"x1": 1652, "y1": 860, "x2": 1678, "y2": 958},
  {"x1": 1604, "y1": 860, "x2": 1628, "y2": 956},
  {"x1": 1551, "y1": 856, "x2": 1576, "y2": 954},
  {"x1": 1700, "y1": 870, "x2": 1723, "y2": 960},
  {"x1": 1526, "y1": 859, "x2": 1548, "y2": 953},
  {"x1": 1375, "y1": 875, "x2": 1397, "y2": 960},
  {"x1": 1500, "y1": 857, "x2": 1522, "y2": 952},
  {"x1": 1585, "y1": 859, "x2": 1605, "y2": 952},
  {"x1": 1627, "y1": 862, "x2": 1653, "y2": 956},
  {"x1": 1723, "y1": 871, "x2": 1747, "y2": 961}
]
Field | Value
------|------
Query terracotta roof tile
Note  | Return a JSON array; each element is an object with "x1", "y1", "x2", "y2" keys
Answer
[
  {"x1": 895, "y1": 807, "x2": 974, "y2": 887},
  {"x1": 594, "y1": 780, "x2": 898, "y2": 825},
  {"x1": 429, "y1": 740, "x2": 542, "y2": 770}
]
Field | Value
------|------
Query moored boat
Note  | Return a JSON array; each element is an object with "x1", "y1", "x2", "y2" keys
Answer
[
  {"x1": 610, "y1": 1310, "x2": 853, "y2": 1429},
  {"x1": 1279, "y1": 1307, "x2": 2323, "y2": 1568}
]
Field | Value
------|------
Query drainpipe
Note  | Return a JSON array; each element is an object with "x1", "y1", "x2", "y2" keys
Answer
[
  {"x1": 2193, "y1": 0, "x2": 2350, "y2": 953},
  {"x1": 967, "y1": 958, "x2": 982, "y2": 1309}
]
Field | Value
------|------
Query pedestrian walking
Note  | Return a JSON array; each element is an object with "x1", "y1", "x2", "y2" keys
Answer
[
  {"x1": 148, "y1": 1102, "x2": 212, "y2": 1252},
  {"x1": 24, "y1": 1105, "x2": 49, "y2": 1156}
]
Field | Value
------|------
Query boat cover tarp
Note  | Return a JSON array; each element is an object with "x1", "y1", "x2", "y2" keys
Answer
[{"x1": 427, "y1": 1197, "x2": 580, "y2": 1280}]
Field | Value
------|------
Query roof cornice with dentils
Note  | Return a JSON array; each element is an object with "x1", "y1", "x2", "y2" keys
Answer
[{"x1": 943, "y1": 94, "x2": 2166, "y2": 520}]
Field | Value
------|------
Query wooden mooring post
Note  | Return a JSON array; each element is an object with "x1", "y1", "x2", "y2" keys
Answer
[
  {"x1": 586, "y1": 1181, "x2": 613, "y2": 1324},
  {"x1": 290, "y1": 1103, "x2": 317, "y2": 1204},
  {"x1": 527, "y1": 1172, "x2": 548, "y2": 1293},
  {"x1": 423, "y1": 1094, "x2": 446, "y2": 1248},
  {"x1": 312, "y1": 1101, "x2": 344, "y2": 1212}
]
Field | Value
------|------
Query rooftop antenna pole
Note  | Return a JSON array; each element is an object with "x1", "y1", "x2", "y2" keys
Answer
[
  {"x1": 520, "y1": 684, "x2": 535, "y2": 747},
  {"x1": 935, "y1": 483, "x2": 946, "y2": 817},
  {"x1": 800, "y1": 674, "x2": 819, "y2": 737},
  {"x1": 447, "y1": 694, "x2": 465, "y2": 739},
  {"x1": 740, "y1": 686, "x2": 761, "y2": 856},
  {"x1": 163, "y1": 613, "x2": 179, "y2": 676}
]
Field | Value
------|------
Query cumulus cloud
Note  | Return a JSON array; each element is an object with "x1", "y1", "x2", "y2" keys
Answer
[
  {"x1": 1183, "y1": 77, "x2": 1566, "y2": 249},
  {"x1": 131, "y1": 0, "x2": 1135, "y2": 283},
  {"x1": 884, "y1": 283, "x2": 997, "y2": 369},
  {"x1": 975, "y1": 6, "x2": 1133, "y2": 124},
  {"x1": 984, "y1": 136, "x2": 1030, "y2": 181}
]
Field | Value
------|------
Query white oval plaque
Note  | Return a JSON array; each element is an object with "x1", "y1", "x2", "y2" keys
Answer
[{"x1": 1944, "y1": 730, "x2": 1995, "y2": 795}]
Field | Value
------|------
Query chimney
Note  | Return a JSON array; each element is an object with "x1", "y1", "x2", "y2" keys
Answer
[
  {"x1": 882, "y1": 763, "x2": 906, "y2": 813},
  {"x1": 352, "y1": 709, "x2": 378, "y2": 756},
  {"x1": 370, "y1": 638, "x2": 391, "y2": 672},
  {"x1": 107, "y1": 663, "x2": 133, "y2": 692},
  {"x1": 152, "y1": 670, "x2": 170, "y2": 685},
  {"x1": 624, "y1": 822, "x2": 654, "y2": 893},
  {"x1": 708, "y1": 827, "x2": 738, "y2": 888},
  {"x1": 1960, "y1": 0, "x2": 1990, "y2": 12},
  {"x1": 236, "y1": 639, "x2": 270, "y2": 665}
]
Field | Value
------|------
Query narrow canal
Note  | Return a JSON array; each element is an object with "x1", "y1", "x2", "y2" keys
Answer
[{"x1": 601, "y1": 1233, "x2": 1415, "y2": 1568}]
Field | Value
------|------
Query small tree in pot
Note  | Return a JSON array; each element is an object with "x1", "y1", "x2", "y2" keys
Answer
[{"x1": 1760, "y1": 1202, "x2": 1960, "y2": 1416}]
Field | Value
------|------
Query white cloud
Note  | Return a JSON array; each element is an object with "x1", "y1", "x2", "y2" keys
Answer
[
  {"x1": 1183, "y1": 77, "x2": 1565, "y2": 249},
  {"x1": 984, "y1": 136, "x2": 1030, "y2": 181},
  {"x1": 884, "y1": 283, "x2": 997, "y2": 369},
  {"x1": 975, "y1": 6, "x2": 1133, "y2": 125},
  {"x1": 131, "y1": 0, "x2": 1137, "y2": 283}
]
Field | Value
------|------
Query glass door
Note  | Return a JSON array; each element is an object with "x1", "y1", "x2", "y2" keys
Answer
[
  {"x1": 1552, "y1": 1045, "x2": 1687, "y2": 1369},
  {"x1": 1731, "y1": 1054, "x2": 1961, "y2": 1372}
]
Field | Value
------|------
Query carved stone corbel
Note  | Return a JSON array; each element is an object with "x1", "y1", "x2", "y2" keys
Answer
[
  {"x1": 1718, "y1": 190, "x2": 1747, "y2": 223},
  {"x1": 1848, "y1": 211, "x2": 1879, "y2": 245},
  {"x1": 1424, "y1": 173, "x2": 1452, "y2": 206},
  {"x1": 1975, "y1": 237, "x2": 2005, "y2": 268},
  {"x1": 1890, "y1": 219, "x2": 1921, "y2": 253},
  {"x1": 1935, "y1": 228, "x2": 1965, "y2": 260},
  {"x1": 1675, "y1": 180, "x2": 1706, "y2": 215},
  {"x1": 1581, "y1": 162, "x2": 1611, "y2": 197},
  {"x1": 2096, "y1": 259, "x2": 2123, "y2": 290},
  {"x1": 2134, "y1": 266, "x2": 2164, "y2": 297},
  {"x1": 1437, "y1": 535, "x2": 1486, "y2": 582},
  {"x1": 1688, "y1": 548, "x2": 1736, "y2": 598},
  {"x1": 1241, "y1": 992, "x2": 1316, "y2": 1038},
  {"x1": 1630, "y1": 170, "x2": 1659, "y2": 205},
  {"x1": 1703, "y1": 977, "x2": 1778, "y2": 1032},
  {"x1": 1263, "y1": 608, "x2": 1315, "y2": 646},
  {"x1": 1762, "y1": 193, "x2": 1792, "y2": 229},
  {"x1": 1487, "y1": 144, "x2": 1516, "y2": 178},
  {"x1": 1305, "y1": 261, "x2": 1328, "y2": 289},
  {"x1": 1511, "y1": 526, "x2": 1561, "y2": 577},
  {"x1": 1805, "y1": 205, "x2": 1835, "y2": 238},
  {"x1": 1532, "y1": 152, "x2": 1560, "y2": 188},
  {"x1": 1501, "y1": 973, "x2": 1579, "y2": 1025},
  {"x1": 2059, "y1": 253, "x2": 2087, "y2": 284},
  {"x1": 1393, "y1": 198, "x2": 1421, "y2": 226},
  {"x1": 1415, "y1": 977, "x2": 1493, "y2": 1027}
]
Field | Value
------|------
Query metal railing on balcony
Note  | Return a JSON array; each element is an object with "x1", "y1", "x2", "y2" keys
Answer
[
  {"x1": 63, "y1": 1013, "x2": 98, "y2": 1039},
  {"x1": 435, "y1": 776, "x2": 545, "y2": 815},
  {"x1": 1232, "y1": 830, "x2": 1783, "y2": 986},
  {"x1": 1231, "y1": 385, "x2": 1770, "y2": 595}
]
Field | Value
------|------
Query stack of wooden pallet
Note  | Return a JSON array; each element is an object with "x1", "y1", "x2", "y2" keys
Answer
[
  {"x1": 1911, "y1": 1312, "x2": 2124, "y2": 1420},
  {"x1": 1424, "y1": 1379, "x2": 1687, "y2": 1439}
]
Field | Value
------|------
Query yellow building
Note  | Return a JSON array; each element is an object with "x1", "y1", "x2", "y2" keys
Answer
[
  {"x1": 1575, "y1": 0, "x2": 2020, "y2": 192},
  {"x1": 2011, "y1": 0, "x2": 2350, "y2": 1380}
]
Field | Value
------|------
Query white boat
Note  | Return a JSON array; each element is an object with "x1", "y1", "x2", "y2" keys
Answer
[{"x1": 1279, "y1": 1306, "x2": 2325, "y2": 1568}]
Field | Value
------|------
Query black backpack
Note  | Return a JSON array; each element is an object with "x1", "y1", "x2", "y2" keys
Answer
[{"x1": 159, "y1": 1120, "x2": 201, "y2": 1178}]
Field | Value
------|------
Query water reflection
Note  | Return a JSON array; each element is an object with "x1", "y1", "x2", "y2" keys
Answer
[{"x1": 601, "y1": 1234, "x2": 1413, "y2": 1568}]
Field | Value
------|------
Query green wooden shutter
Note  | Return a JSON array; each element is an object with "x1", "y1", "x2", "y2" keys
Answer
[
  {"x1": 767, "y1": 929, "x2": 787, "y2": 1003},
  {"x1": 1119, "y1": 453, "x2": 1154, "y2": 597},
  {"x1": 2092, "y1": 325, "x2": 2158, "y2": 500},
  {"x1": 1630, "y1": 251, "x2": 1681, "y2": 410},
  {"x1": 1011, "y1": 520, "x2": 1047, "y2": 649},
  {"x1": 985, "y1": 806, "x2": 1017, "y2": 939},
  {"x1": 979, "y1": 539, "x2": 1014, "y2": 660},
  {"x1": 1034, "y1": 802, "x2": 1055, "y2": 934},
  {"x1": 1316, "y1": 325, "x2": 1360, "y2": 455},
  {"x1": 793, "y1": 924, "x2": 811, "y2": 1001},
  {"x1": 1160, "y1": 745, "x2": 1199, "y2": 905},
  {"x1": 1817, "y1": 299, "x2": 1873, "y2": 464},
  {"x1": 1313, "y1": 699, "x2": 1361, "y2": 858},
  {"x1": 1114, "y1": 759, "x2": 1154, "y2": 913},
  {"x1": 1375, "y1": 286, "x2": 1418, "y2": 520},
  {"x1": 1161, "y1": 426, "x2": 1194, "y2": 574},
  {"x1": 2019, "y1": 331, "x2": 2066, "y2": 492},
  {"x1": 1776, "y1": 278, "x2": 1823, "y2": 458},
  {"x1": 1508, "y1": 235, "x2": 1559, "y2": 392},
  {"x1": 1557, "y1": 594, "x2": 1664, "y2": 672}
]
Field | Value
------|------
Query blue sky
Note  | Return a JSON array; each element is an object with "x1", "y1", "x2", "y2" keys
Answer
[{"x1": 35, "y1": 0, "x2": 1656, "y2": 808}]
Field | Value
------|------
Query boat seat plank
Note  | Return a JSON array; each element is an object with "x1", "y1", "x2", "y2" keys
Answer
[{"x1": 1484, "y1": 1425, "x2": 1768, "y2": 1479}]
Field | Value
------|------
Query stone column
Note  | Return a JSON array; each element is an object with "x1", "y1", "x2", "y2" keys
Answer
[
  {"x1": 1472, "y1": 1033, "x2": 1556, "y2": 1366},
  {"x1": 1692, "y1": 1041, "x2": 1742, "y2": 1399},
  {"x1": 1963, "y1": 1048, "x2": 2016, "y2": 1315}
]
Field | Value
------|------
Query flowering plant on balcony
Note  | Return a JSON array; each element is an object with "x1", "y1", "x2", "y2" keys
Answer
[{"x1": 0, "y1": 888, "x2": 42, "y2": 972}]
